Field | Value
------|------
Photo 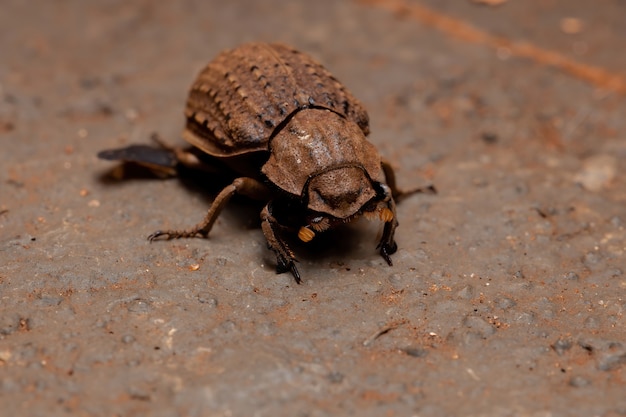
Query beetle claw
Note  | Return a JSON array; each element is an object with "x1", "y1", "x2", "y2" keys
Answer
[
  {"x1": 290, "y1": 264, "x2": 302, "y2": 284},
  {"x1": 379, "y1": 242, "x2": 398, "y2": 266},
  {"x1": 147, "y1": 231, "x2": 166, "y2": 241},
  {"x1": 276, "y1": 257, "x2": 301, "y2": 284}
]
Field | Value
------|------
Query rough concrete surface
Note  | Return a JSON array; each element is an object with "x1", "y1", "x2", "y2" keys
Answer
[{"x1": 1, "y1": 1, "x2": 625, "y2": 416}]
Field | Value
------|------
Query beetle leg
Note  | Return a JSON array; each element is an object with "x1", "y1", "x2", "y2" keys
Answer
[
  {"x1": 377, "y1": 197, "x2": 399, "y2": 266},
  {"x1": 150, "y1": 133, "x2": 220, "y2": 173},
  {"x1": 260, "y1": 203, "x2": 301, "y2": 284},
  {"x1": 98, "y1": 134, "x2": 220, "y2": 177},
  {"x1": 97, "y1": 144, "x2": 179, "y2": 178},
  {"x1": 148, "y1": 177, "x2": 269, "y2": 241},
  {"x1": 381, "y1": 159, "x2": 437, "y2": 203}
]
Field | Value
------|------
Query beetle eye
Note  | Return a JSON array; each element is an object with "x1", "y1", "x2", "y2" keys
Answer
[{"x1": 377, "y1": 183, "x2": 392, "y2": 201}]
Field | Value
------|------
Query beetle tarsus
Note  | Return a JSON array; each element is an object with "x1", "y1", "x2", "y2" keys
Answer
[
  {"x1": 276, "y1": 257, "x2": 301, "y2": 284},
  {"x1": 147, "y1": 231, "x2": 164, "y2": 241},
  {"x1": 379, "y1": 242, "x2": 397, "y2": 266},
  {"x1": 148, "y1": 229, "x2": 206, "y2": 241},
  {"x1": 290, "y1": 264, "x2": 301, "y2": 284}
]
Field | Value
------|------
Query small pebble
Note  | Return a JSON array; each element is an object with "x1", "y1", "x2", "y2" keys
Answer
[
  {"x1": 569, "y1": 376, "x2": 591, "y2": 388},
  {"x1": 582, "y1": 251, "x2": 602, "y2": 267},
  {"x1": 563, "y1": 272, "x2": 579, "y2": 281},
  {"x1": 327, "y1": 372, "x2": 344, "y2": 383},
  {"x1": 583, "y1": 316, "x2": 600, "y2": 329},
  {"x1": 597, "y1": 344, "x2": 626, "y2": 372},
  {"x1": 197, "y1": 293, "x2": 218, "y2": 307},
  {"x1": 127, "y1": 299, "x2": 152, "y2": 313},
  {"x1": 574, "y1": 154, "x2": 617, "y2": 191},
  {"x1": 387, "y1": 273, "x2": 405, "y2": 290},
  {"x1": 496, "y1": 296, "x2": 516, "y2": 310},
  {"x1": 456, "y1": 285, "x2": 474, "y2": 300},
  {"x1": 463, "y1": 316, "x2": 496, "y2": 338},
  {"x1": 551, "y1": 337, "x2": 573, "y2": 355},
  {"x1": 515, "y1": 311, "x2": 536, "y2": 325},
  {"x1": 403, "y1": 347, "x2": 428, "y2": 358}
]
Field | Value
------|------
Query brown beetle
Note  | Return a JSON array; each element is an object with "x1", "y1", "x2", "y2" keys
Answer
[{"x1": 99, "y1": 43, "x2": 432, "y2": 283}]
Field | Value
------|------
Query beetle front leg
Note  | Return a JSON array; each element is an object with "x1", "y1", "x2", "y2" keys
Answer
[
  {"x1": 377, "y1": 197, "x2": 399, "y2": 266},
  {"x1": 260, "y1": 203, "x2": 301, "y2": 284},
  {"x1": 148, "y1": 177, "x2": 269, "y2": 241}
]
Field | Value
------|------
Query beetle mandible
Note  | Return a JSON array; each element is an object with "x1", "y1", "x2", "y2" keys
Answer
[{"x1": 99, "y1": 42, "x2": 431, "y2": 283}]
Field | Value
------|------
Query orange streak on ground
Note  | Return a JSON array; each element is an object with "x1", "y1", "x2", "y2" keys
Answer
[{"x1": 360, "y1": 0, "x2": 626, "y2": 95}]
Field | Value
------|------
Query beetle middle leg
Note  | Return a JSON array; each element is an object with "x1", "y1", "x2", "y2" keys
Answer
[{"x1": 148, "y1": 177, "x2": 269, "y2": 241}]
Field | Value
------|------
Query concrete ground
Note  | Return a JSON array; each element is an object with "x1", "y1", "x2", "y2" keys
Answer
[{"x1": 1, "y1": 0, "x2": 625, "y2": 416}]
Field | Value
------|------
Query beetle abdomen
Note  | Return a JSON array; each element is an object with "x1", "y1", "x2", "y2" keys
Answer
[{"x1": 183, "y1": 43, "x2": 370, "y2": 157}]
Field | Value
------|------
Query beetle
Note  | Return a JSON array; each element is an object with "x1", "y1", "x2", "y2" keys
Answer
[{"x1": 99, "y1": 42, "x2": 433, "y2": 283}]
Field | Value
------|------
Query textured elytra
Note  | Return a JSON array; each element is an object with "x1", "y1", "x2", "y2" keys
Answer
[{"x1": 183, "y1": 43, "x2": 370, "y2": 156}]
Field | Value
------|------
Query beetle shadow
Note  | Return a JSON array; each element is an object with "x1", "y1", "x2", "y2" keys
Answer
[
  {"x1": 270, "y1": 219, "x2": 385, "y2": 275},
  {"x1": 97, "y1": 163, "x2": 174, "y2": 183},
  {"x1": 96, "y1": 161, "x2": 264, "y2": 229},
  {"x1": 97, "y1": 161, "x2": 386, "y2": 275},
  {"x1": 97, "y1": 159, "x2": 235, "y2": 198}
]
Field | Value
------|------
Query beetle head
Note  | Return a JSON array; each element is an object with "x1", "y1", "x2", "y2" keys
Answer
[
  {"x1": 307, "y1": 166, "x2": 375, "y2": 219},
  {"x1": 298, "y1": 165, "x2": 394, "y2": 241}
]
